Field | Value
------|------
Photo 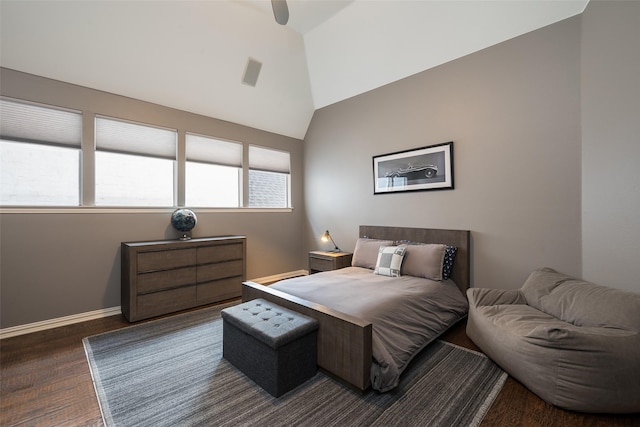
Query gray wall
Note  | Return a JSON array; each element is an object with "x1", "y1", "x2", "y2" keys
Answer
[
  {"x1": 303, "y1": 15, "x2": 583, "y2": 290},
  {"x1": 581, "y1": 1, "x2": 640, "y2": 292},
  {"x1": 0, "y1": 69, "x2": 305, "y2": 328},
  {"x1": 3, "y1": 1, "x2": 638, "y2": 330}
]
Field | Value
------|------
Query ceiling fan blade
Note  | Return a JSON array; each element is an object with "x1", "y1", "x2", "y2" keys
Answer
[{"x1": 271, "y1": 0, "x2": 289, "y2": 25}]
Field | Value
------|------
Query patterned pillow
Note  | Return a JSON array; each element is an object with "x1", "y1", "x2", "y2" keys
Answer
[
  {"x1": 442, "y1": 245, "x2": 458, "y2": 280},
  {"x1": 374, "y1": 246, "x2": 407, "y2": 277}
]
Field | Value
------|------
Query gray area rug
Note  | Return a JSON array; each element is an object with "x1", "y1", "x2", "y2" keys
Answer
[{"x1": 83, "y1": 304, "x2": 506, "y2": 427}]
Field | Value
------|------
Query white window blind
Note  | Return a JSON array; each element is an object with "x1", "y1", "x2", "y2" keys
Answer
[
  {"x1": 185, "y1": 133, "x2": 241, "y2": 207},
  {"x1": 249, "y1": 145, "x2": 290, "y2": 174},
  {"x1": 248, "y1": 146, "x2": 291, "y2": 208},
  {"x1": 94, "y1": 116, "x2": 176, "y2": 206},
  {"x1": 0, "y1": 98, "x2": 81, "y2": 147},
  {"x1": 186, "y1": 133, "x2": 242, "y2": 167},
  {"x1": 0, "y1": 98, "x2": 81, "y2": 206},
  {"x1": 95, "y1": 116, "x2": 176, "y2": 159}
]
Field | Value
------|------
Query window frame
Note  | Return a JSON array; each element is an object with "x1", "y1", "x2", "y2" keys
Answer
[
  {"x1": 248, "y1": 145, "x2": 292, "y2": 209},
  {"x1": 0, "y1": 97, "x2": 83, "y2": 207},
  {"x1": 185, "y1": 132, "x2": 243, "y2": 208},
  {"x1": 93, "y1": 115, "x2": 178, "y2": 207}
]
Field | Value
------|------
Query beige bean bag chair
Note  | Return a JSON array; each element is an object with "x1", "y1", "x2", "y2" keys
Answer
[{"x1": 466, "y1": 267, "x2": 640, "y2": 413}]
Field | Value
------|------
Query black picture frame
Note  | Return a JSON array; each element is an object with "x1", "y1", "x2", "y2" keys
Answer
[{"x1": 373, "y1": 141, "x2": 454, "y2": 194}]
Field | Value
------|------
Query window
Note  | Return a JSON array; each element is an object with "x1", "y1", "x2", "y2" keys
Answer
[
  {"x1": 0, "y1": 98, "x2": 82, "y2": 206},
  {"x1": 185, "y1": 133, "x2": 242, "y2": 207},
  {"x1": 95, "y1": 117, "x2": 176, "y2": 206},
  {"x1": 248, "y1": 146, "x2": 290, "y2": 208},
  {"x1": 2, "y1": 96, "x2": 293, "y2": 210}
]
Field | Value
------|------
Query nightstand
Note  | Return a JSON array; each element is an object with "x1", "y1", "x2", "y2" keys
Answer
[{"x1": 309, "y1": 251, "x2": 353, "y2": 274}]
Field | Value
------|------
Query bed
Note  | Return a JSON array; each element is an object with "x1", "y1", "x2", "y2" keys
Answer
[{"x1": 242, "y1": 225, "x2": 471, "y2": 392}]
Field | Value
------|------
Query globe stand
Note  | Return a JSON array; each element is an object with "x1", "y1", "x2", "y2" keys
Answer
[{"x1": 179, "y1": 232, "x2": 192, "y2": 241}]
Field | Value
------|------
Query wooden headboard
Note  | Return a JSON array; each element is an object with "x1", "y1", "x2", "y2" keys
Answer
[{"x1": 359, "y1": 225, "x2": 471, "y2": 295}]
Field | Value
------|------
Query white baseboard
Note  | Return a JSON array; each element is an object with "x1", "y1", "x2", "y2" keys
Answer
[
  {"x1": 0, "y1": 306, "x2": 122, "y2": 340},
  {"x1": 0, "y1": 270, "x2": 308, "y2": 340}
]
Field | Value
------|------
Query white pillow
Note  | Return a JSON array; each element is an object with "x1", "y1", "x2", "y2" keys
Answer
[{"x1": 374, "y1": 246, "x2": 407, "y2": 277}]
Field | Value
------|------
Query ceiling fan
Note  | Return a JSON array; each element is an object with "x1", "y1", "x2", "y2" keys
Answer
[{"x1": 271, "y1": 0, "x2": 289, "y2": 25}]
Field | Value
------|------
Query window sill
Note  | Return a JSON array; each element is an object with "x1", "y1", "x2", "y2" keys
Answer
[{"x1": 0, "y1": 207, "x2": 294, "y2": 214}]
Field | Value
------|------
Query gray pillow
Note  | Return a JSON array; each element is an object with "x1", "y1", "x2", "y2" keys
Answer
[
  {"x1": 351, "y1": 238, "x2": 394, "y2": 269},
  {"x1": 400, "y1": 243, "x2": 446, "y2": 281}
]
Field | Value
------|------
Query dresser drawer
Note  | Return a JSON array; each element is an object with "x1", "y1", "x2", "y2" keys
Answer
[
  {"x1": 197, "y1": 276, "x2": 241, "y2": 304},
  {"x1": 136, "y1": 285, "x2": 196, "y2": 318},
  {"x1": 136, "y1": 266, "x2": 196, "y2": 294},
  {"x1": 309, "y1": 251, "x2": 353, "y2": 273},
  {"x1": 137, "y1": 248, "x2": 196, "y2": 272},
  {"x1": 309, "y1": 256, "x2": 334, "y2": 272},
  {"x1": 198, "y1": 243, "x2": 243, "y2": 264},
  {"x1": 197, "y1": 259, "x2": 244, "y2": 283}
]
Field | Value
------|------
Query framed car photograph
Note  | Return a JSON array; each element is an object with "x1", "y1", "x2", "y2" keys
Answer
[{"x1": 373, "y1": 141, "x2": 454, "y2": 194}]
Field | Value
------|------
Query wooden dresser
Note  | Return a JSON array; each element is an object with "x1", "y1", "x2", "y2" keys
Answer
[{"x1": 121, "y1": 236, "x2": 246, "y2": 322}]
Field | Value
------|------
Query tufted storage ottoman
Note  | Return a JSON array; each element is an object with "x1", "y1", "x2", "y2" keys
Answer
[{"x1": 221, "y1": 298, "x2": 319, "y2": 397}]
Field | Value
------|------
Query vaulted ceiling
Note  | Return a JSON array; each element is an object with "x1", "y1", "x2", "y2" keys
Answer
[{"x1": 0, "y1": 0, "x2": 589, "y2": 139}]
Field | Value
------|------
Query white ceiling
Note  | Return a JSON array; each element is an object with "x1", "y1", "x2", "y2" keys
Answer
[
  {"x1": 238, "y1": 0, "x2": 354, "y2": 34},
  {"x1": 0, "y1": 0, "x2": 589, "y2": 140}
]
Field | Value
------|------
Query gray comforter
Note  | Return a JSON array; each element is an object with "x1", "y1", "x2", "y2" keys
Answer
[{"x1": 270, "y1": 267, "x2": 469, "y2": 391}]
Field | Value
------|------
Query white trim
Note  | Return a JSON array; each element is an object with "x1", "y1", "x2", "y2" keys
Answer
[
  {"x1": 0, "y1": 306, "x2": 122, "y2": 340},
  {"x1": 249, "y1": 270, "x2": 308, "y2": 285}
]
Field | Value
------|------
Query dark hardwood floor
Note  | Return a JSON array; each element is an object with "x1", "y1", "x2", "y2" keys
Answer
[{"x1": 2, "y1": 303, "x2": 638, "y2": 427}]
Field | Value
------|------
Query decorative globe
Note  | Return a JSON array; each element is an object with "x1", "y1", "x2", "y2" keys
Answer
[{"x1": 171, "y1": 208, "x2": 197, "y2": 239}]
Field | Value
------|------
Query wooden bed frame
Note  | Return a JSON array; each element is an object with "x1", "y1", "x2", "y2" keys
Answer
[{"x1": 242, "y1": 225, "x2": 471, "y2": 392}]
